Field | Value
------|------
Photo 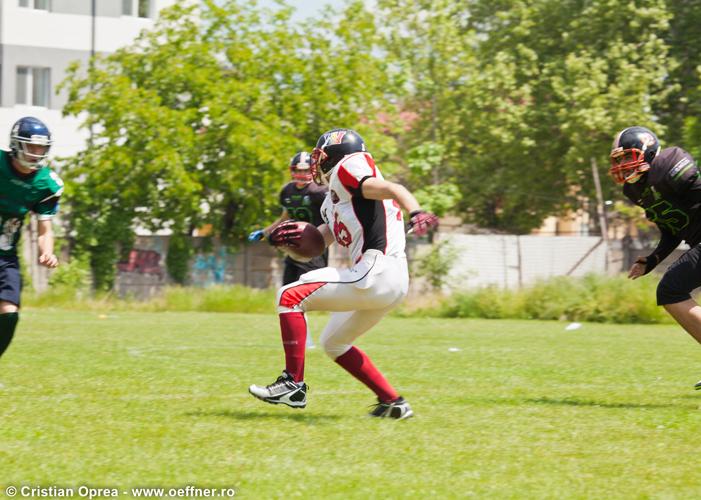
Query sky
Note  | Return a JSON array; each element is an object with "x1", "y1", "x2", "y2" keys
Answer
[{"x1": 258, "y1": 0, "x2": 370, "y2": 22}]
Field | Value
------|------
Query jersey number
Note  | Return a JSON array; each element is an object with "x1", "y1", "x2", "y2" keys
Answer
[
  {"x1": 333, "y1": 212, "x2": 352, "y2": 247},
  {"x1": 0, "y1": 218, "x2": 21, "y2": 251},
  {"x1": 645, "y1": 200, "x2": 690, "y2": 234},
  {"x1": 287, "y1": 206, "x2": 313, "y2": 222}
]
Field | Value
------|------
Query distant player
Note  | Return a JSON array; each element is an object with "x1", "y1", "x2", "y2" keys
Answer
[
  {"x1": 610, "y1": 126, "x2": 701, "y2": 389},
  {"x1": 249, "y1": 129, "x2": 438, "y2": 419},
  {"x1": 248, "y1": 152, "x2": 328, "y2": 348},
  {"x1": 0, "y1": 117, "x2": 63, "y2": 360}
]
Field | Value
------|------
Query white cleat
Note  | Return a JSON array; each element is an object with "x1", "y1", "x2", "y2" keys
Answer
[
  {"x1": 249, "y1": 370, "x2": 307, "y2": 408},
  {"x1": 369, "y1": 396, "x2": 414, "y2": 420}
]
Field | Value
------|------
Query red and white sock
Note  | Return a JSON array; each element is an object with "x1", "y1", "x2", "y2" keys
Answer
[
  {"x1": 335, "y1": 346, "x2": 399, "y2": 403},
  {"x1": 280, "y1": 312, "x2": 307, "y2": 382}
]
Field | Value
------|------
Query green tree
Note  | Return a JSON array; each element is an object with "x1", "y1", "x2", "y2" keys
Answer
[
  {"x1": 380, "y1": 0, "x2": 672, "y2": 233},
  {"x1": 377, "y1": 0, "x2": 469, "y2": 213},
  {"x1": 463, "y1": 0, "x2": 672, "y2": 231},
  {"x1": 660, "y1": 0, "x2": 701, "y2": 148},
  {"x1": 60, "y1": 0, "x2": 394, "y2": 290}
]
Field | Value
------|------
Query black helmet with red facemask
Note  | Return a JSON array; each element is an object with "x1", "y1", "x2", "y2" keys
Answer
[
  {"x1": 289, "y1": 151, "x2": 312, "y2": 184},
  {"x1": 310, "y1": 128, "x2": 366, "y2": 184},
  {"x1": 610, "y1": 126, "x2": 660, "y2": 184}
]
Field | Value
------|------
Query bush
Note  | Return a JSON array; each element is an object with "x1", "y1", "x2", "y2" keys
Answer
[
  {"x1": 25, "y1": 257, "x2": 92, "y2": 308},
  {"x1": 24, "y1": 283, "x2": 276, "y2": 314},
  {"x1": 413, "y1": 240, "x2": 458, "y2": 292},
  {"x1": 436, "y1": 274, "x2": 671, "y2": 324},
  {"x1": 22, "y1": 273, "x2": 673, "y2": 324}
]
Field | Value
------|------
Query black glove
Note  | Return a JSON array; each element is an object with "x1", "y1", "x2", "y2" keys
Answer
[
  {"x1": 635, "y1": 254, "x2": 659, "y2": 275},
  {"x1": 408, "y1": 210, "x2": 439, "y2": 236}
]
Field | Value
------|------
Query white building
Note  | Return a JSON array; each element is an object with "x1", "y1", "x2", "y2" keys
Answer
[{"x1": 0, "y1": 0, "x2": 178, "y2": 156}]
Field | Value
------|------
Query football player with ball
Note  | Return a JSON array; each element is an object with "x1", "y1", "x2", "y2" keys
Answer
[{"x1": 249, "y1": 129, "x2": 438, "y2": 420}]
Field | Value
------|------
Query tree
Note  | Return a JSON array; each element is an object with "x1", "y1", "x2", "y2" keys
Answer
[
  {"x1": 60, "y1": 0, "x2": 394, "y2": 289},
  {"x1": 376, "y1": 0, "x2": 470, "y2": 215},
  {"x1": 380, "y1": 0, "x2": 672, "y2": 232},
  {"x1": 659, "y1": 0, "x2": 701, "y2": 148}
]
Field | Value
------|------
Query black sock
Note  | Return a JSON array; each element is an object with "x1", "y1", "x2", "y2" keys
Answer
[{"x1": 0, "y1": 312, "x2": 19, "y2": 359}]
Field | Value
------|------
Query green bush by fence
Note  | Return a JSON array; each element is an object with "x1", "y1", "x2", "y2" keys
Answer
[
  {"x1": 24, "y1": 285, "x2": 277, "y2": 314},
  {"x1": 23, "y1": 273, "x2": 673, "y2": 324},
  {"x1": 432, "y1": 274, "x2": 671, "y2": 324}
]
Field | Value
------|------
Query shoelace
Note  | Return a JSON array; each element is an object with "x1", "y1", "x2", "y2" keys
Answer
[
  {"x1": 266, "y1": 375, "x2": 290, "y2": 391},
  {"x1": 369, "y1": 401, "x2": 392, "y2": 414}
]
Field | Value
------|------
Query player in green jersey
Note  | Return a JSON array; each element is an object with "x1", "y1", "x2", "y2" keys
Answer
[{"x1": 0, "y1": 117, "x2": 63, "y2": 361}]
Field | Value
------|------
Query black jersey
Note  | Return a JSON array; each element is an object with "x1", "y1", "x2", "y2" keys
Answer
[
  {"x1": 279, "y1": 182, "x2": 327, "y2": 226},
  {"x1": 623, "y1": 147, "x2": 701, "y2": 246}
]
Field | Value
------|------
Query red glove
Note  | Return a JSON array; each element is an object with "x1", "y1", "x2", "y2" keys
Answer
[
  {"x1": 268, "y1": 220, "x2": 303, "y2": 248},
  {"x1": 408, "y1": 210, "x2": 439, "y2": 236}
]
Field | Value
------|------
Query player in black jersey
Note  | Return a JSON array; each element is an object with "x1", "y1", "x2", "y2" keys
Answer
[
  {"x1": 248, "y1": 152, "x2": 328, "y2": 347},
  {"x1": 610, "y1": 126, "x2": 701, "y2": 389}
]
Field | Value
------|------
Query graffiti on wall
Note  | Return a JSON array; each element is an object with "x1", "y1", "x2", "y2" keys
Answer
[
  {"x1": 117, "y1": 249, "x2": 164, "y2": 277},
  {"x1": 116, "y1": 236, "x2": 240, "y2": 291},
  {"x1": 190, "y1": 247, "x2": 231, "y2": 287},
  {"x1": 116, "y1": 236, "x2": 168, "y2": 280}
]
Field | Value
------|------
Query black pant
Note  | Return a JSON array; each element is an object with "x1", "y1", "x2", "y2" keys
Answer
[
  {"x1": 657, "y1": 244, "x2": 701, "y2": 305},
  {"x1": 282, "y1": 251, "x2": 329, "y2": 286}
]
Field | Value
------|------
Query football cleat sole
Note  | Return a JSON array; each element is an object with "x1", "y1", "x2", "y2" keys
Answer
[{"x1": 248, "y1": 387, "x2": 307, "y2": 409}]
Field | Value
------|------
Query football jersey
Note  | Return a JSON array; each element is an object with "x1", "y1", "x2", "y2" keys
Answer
[
  {"x1": 320, "y1": 152, "x2": 405, "y2": 263},
  {"x1": 279, "y1": 181, "x2": 327, "y2": 226},
  {"x1": 623, "y1": 146, "x2": 701, "y2": 246},
  {"x1": 0, "y1": 150, "x2": 63, "y2": 256}
]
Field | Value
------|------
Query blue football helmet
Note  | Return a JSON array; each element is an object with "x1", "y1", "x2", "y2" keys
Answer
[{"x1": 10, "y1": 116, "x2": 52, "y2": 170}]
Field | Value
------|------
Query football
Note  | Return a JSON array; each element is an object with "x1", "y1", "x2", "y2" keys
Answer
[{"x1": 274, "y1": 221, "x2": 326, "y2": 262}]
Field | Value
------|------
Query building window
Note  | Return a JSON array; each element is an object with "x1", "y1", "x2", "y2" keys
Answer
[
  {"x1": 122, "y1": 0, "x2": 132, "y2": 16},
  {"x1": 16, "y1": 67, "x2": 51, "y2": 107},
  {"x1": 122, "y1": 0, "x2": 151, "y2": 18},
  {"x1": 19, "y1": 0, "x2": 50, "y2": 10}
]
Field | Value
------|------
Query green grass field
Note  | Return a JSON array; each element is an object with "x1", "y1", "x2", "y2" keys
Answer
[{"x1": 1, "y1": 311, "x2": 700, "y2": 498}]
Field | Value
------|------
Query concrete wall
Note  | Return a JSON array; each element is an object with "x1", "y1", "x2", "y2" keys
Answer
[
  {"x1": 22, "y1": 228, "x2": 686, "y2": 298},
  {"x1": 107, "y1": 233, "x2": 625, "y2": 299}
]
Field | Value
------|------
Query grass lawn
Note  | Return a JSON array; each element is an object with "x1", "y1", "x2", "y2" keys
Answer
[{"x1": 1, "y1": 311, "x2": 700, "y2": 498}]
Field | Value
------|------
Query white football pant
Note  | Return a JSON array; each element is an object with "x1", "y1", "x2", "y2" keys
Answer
[{"x1": 276, "y1": 249, "x2": 409, "y2": 359}]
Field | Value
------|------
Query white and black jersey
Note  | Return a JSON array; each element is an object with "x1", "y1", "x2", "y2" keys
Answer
[{"x1": 320, "y1": 152, "x2": 406, "y2": 263}]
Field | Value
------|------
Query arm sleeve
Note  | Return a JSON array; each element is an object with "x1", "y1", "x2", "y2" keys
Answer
[
  {"x1": 33, "y1": 194, "x2": 60, "y2": 220},
  {"x1": 667, "y1": 151, "x2": 701, "y2": 200},
  {"x1": 644, "y1": 229, "x2": 682, "y2": 273},
  {"x1": 278, "y1": 186, "x2": 288, "y2": 214},
  {"x1": 33, "y1": 170, "x2": 63, "y2": 220}
]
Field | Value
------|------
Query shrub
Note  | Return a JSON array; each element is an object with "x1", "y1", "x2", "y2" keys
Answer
[
  {"x1": 436, "y1": 274, "x2": 671, "y2": 324},
  {"x1": 23, "y1": 273, "x2": 673, "y2": 325}
]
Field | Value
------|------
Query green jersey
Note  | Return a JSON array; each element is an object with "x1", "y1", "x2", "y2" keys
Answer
[{"x1": 0, "y1": 150, "x2": 63, "y2": 256}]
